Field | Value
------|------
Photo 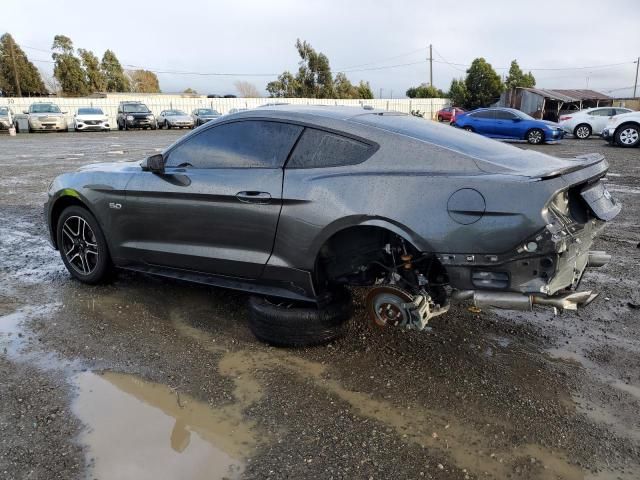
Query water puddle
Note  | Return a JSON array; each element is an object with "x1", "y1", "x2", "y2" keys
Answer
[
  {"x1": 73, "y1": 371, "x2": 255, "y2": 480},
  {"x1": 172, "y1": 311, "x2": 583, "y2": 480}
]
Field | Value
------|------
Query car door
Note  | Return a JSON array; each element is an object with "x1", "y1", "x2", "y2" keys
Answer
[
  {"x1": 116, "y1": 119, "x2": 303, "y2": 278},
  {"x1": 588, "y1": 108, "x2": 614, "y2": 134},
  {"x1": 472, "y1": 110, "x2": 497, "y2": 135},
  {"x1": 493, "y1": 110, "x2": 520, "y2": 138}
]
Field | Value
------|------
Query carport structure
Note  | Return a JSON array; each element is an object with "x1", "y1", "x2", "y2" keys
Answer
[{"x1": 498, "y1": 87, "x2": 612, "y2": 122}]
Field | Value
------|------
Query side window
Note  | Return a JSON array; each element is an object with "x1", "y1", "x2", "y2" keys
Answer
[
  {"x1": 495, "y1": 110, "x2": 517, "y2": 120},
  {"x1": 471, "y1": 111, "x2": 494, "y2": 119},
  {"x1": 166, "y1": 120, "x2": 302, "y2": 169},
  {"x1": 287, "y1": 128, "x2": 375, "y2": 169},
  {"x1": 590, "y1": 109, "x2": 613, "y2": 116},
  {"x1": 614, "y1": 108, "x2": 630, "y2": 115}
]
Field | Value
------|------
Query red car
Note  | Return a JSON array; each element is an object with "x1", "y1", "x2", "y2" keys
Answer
[{"x1": 437, "y1": 107, "x2": 465, "y2": 123}]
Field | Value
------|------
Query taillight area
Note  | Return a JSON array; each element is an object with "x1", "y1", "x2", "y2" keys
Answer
[{"x1": 559, "y1": 116, "x2": 572, "y2": 121}]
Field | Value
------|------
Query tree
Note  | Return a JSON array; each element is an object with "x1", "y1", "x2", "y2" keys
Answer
[
  {"x1": 234, "y1": 80, "x2": 260, "y2": 97},
  {"x1": 464, "y1": 58, "x2": 503, "y2": 109},
  {"x1": 52, "y1": 35, "x2": 88, "y2": 96},
  {"x1": 101, "y1": 49, "x2": 130, "y2": 92},
  {"x1": 183, "y1": 87, "x2": 197, "y2": 94},
  {"x1": 267, "y1": 39, "x2": 372, "y2": 99},
  {"x1": 266, "y1": 71, "x2": 299, "y2": 97},
  {"x1": 356, "y1": 80, "x2": 374, "y2": 99},
  {"x1": 294, "y1": 39, "x2": 334, "y2": 98},
  {"x1": 505, "y1": 60, "x2": 536, "y2": 90},
  {"x1": 447, "y1": 78, "x2": 468, "y2": 107},
  {"x1": 127, "y1": 69, "x2": 160, "y2": 93},
  {"x1": 406, "y1": 83, "x2": 445, "y2": 98},
  {"x1": 78, "y1": 48, "x2": 106, "y2": 93},
  {"x1": 0, "y1": 33, "x2": 46, "y2": 96}
]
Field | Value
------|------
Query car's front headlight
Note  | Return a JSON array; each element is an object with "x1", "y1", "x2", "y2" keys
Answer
[
  {"x1": 126, "y1": 115, "x2": 134, "y2": 121},
  {"x1": 146, "y1": 115, "x2": 154, "y2": 120}
]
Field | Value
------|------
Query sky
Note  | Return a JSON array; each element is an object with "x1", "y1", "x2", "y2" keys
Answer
[{"x1": 2, "y1": 0, "x2": 639, "y2": 98}]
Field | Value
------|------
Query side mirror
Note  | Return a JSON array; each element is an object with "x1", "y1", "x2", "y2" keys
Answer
[{"x1": 142, "y1": 154, "x2": 165, "y2": 174}]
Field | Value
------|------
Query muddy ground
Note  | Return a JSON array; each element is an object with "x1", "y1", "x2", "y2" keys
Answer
[{"x1": 0, "y1": 130, "x2": 639, "y2": 480}]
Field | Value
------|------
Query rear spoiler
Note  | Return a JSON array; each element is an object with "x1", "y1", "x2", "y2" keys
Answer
[{"x1": 539, "y1": 153, "x2": 605, "y2": 179}]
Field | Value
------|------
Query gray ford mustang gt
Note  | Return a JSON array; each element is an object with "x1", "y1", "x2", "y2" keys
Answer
[{"x1": 45, "y1": 105, "x2": 620, "y2": 345}]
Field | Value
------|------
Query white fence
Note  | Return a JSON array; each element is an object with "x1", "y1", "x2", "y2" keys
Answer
[{"x1": 0, "y1": 94, "x2": 449, "y2": 130}]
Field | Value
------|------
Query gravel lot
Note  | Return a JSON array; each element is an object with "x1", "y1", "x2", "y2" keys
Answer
[{"x1": 1, "y1": 129, "x2": 639, "y2": 480}]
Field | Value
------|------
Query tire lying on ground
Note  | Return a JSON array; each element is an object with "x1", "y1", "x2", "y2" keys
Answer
[{"x1": 247, "y1": 288, "x2": 353, "y2": 347}]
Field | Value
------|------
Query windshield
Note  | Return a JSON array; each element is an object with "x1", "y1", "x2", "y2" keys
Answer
[
  {"x1": 166, "y1": 110, "x2": 186, "y2": 116},
  {"x1": 198, "y1": 109, "x2": 219, "y2": 115},
  {"x1": 123, "y1": 104, "x2": 150, "y2": 113},
  {"x1": 30, "y1": 104, "x2": 61, "y2": 114},
  {"x1": 78, "y1": 108, "x2": 103, "y2": 115}
]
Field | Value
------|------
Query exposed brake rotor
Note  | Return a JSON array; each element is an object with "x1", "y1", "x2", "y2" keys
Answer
[{"x1": 366, "y1": 285, "x2": 414, "y2": 328}]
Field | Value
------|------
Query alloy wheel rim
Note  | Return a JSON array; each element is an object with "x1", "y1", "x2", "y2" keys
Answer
[
  {"x1": 61, "y1": 216, "x2": 99, "y2": 275},
  {"x1": 529, "y1": 130, "x2": 542, "y2": 143},
  {"x1": 576, "y1": 126, "x2": 590, "y2": 138},
  {"x1": 620, "y1": 128, "x2": 639, "y2": 145}
]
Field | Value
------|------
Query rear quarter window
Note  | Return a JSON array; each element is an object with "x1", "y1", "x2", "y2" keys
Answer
[{"x1": 287, "y1": 128, "x2": 375, "y2": 169}]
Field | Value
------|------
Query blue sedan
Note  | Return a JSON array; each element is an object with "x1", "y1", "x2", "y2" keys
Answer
[{"x1": 453, "y1": 107, "x2": 565, "y2": 144}]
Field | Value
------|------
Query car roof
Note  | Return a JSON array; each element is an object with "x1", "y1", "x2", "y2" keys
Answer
[{"x1": 232, "y1": 104, "x2": 389, "y2": 122}]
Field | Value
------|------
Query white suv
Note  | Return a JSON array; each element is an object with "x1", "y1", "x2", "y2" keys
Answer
[
  {"x1": 559, "y1": 107, "x2": 633, "y2": 139},
  {"x1": 601, "y1": 111, "x2": 640, "y2": 148}
]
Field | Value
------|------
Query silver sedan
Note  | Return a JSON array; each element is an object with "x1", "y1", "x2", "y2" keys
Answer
[{"x1": 157, "y1": 110, "x2": 194, "y2": 129}]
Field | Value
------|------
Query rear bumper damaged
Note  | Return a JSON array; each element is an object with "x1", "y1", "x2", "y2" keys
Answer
[{"x1": 442, "y1": 176, "x2": 620, "y2": 313}]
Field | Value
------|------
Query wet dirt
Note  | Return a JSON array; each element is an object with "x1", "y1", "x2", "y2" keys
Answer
[{"x1": 1, "y1": 131, "x2": 639, "y2": 479}]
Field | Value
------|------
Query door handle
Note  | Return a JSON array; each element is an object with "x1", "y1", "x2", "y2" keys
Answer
[{"x1": 236, "y1": 191, "x2": 272, "y2": 204}]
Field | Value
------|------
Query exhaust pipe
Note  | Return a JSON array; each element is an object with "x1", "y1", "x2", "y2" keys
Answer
[
  {"x1": 587, "y1": 251, "x2": 611, "y2": 268},
  {"x1": 453, "y1": 290, "x2": 598, "y2": 312}
]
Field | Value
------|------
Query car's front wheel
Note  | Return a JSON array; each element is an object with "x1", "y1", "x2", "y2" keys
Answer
[
  {"x1": 526, "y1": 128, "x2": 544, "y2": 144},
  {"x1": 463, "y1": 126, "x2": 474, "y2": 132},
  {"x1": 615, "y1": 123, "x2": 640, "y2": 148},
  {"x1": 57, "y1": 206, "x2": 112, "y2": 284},
  {"x1": 247, "y1": 288, "x2": 352, "y2": 347},
  {"x1": 574, "y1": 124, "x2": 592, "y2": 139}
]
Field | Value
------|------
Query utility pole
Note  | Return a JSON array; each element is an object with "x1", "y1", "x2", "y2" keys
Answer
[
  {"x1": 9, "y1": 37, "x2": 21, "y2": 97},
  {"x1": 428, "y1": 44, "x2": 433, "y2": 87},
  {"x1": 634, "y1": 57, "x2": 639, "y2": 98}
]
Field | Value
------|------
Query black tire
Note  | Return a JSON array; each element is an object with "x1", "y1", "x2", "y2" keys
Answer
[
  {"x1": 437, "y1": 115, "x2": 443, "y2": 122},
  {"x1": 151, "y1": 123, "x2": 157, "y2": 130},
  {"x1": 573, "y1": 123, "x2": 591, "y2": 139},
  {"x1": 117, "y1": 121, "x2": 123, "y2": 131},
  {"x1": 463, "y1": 126, "x2": 474, "y2": 132},
  {"x1": 526, "y1": 128, "x2": 545, "y2": 144},
  {"x1": 56, "y1": 206, "x2": 112, "y2": 284},
  {"x1": 124, "y1": 121, "x2": 129, "y2": 131},
  {"x1": 165, "y1": 121, "x2": 171, "y2": 129},
  {"x1": 247, "y1": 288, "x2": 353, "y2": 348},
  {"x1": 615, "y1": 123, "x2": 640, "y2": 148}
]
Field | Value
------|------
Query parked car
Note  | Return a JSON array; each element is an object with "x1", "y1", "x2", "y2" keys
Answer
[
  {"x1": 192, "y1": 108, "x2": 221, "y2": 126},
  {"x1": 601, "y1": 111, "x2": 640, "y2": 148},
  {"x1": 24, "y1": 102, "x2": 68, "y2": 132},
  {"x1": 0, "y1": 106, "x2": 13, "y2": 131},
  {"x1": 559, "y1": 107, "x2": 633, "y2": 139},
  {"x1": 45, "y1": 106, "x2": 618, "y2": 347},
  {"x1": 453, "y1": 107, "x2": 565, "y2": 144},
  {"x1": 116, "y1": 102, "x2": 157, "y2": 130},
  {"x1": 436, "y1": 106, "x2": 465, "y2": 123},
  {"x1": 74, "y1": 107, "x2": 110, "y2": 132},
  {"x1": 157, "y1": 110, "x2": 194, "y2": 129}
]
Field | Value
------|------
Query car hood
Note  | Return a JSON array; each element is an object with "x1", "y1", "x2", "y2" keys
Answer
[
  {"x1": 76, "y1": 114, "x2": 107, "y2": 121},
  {"x1": 167, "y1": 115, "x2": 192, "y2": 121},
  {"x1": 77, "y1": 161, "x2": 142, "y2": 173},
  {"x1": 199, "y1": 114, "x2": 220, "y2": 119},
  {"x1": 30, "y1": 112, "x2": 64, "y2": 118},
  {"x1": 125, "y1": 112, "x2": 153, "y2": 118}
]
